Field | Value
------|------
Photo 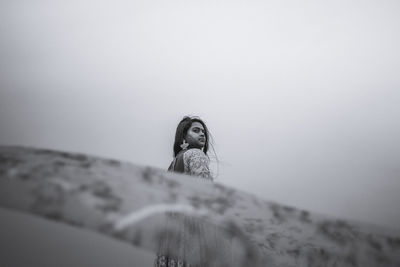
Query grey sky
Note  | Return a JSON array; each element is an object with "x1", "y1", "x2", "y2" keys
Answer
[{"x1": 1, "y1": 0, "x2": 399, "y2": 230}]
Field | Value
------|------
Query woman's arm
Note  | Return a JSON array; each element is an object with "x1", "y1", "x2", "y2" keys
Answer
[{"x1": 183, "y1": 149, "x2": 212, "y2": 179}]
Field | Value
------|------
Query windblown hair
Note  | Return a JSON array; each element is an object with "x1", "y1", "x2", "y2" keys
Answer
[{"x1": 173, "y1": 116, "x2": 210, "y2": 157}]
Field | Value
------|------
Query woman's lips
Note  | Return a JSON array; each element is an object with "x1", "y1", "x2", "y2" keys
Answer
[{"x1": 199, "y1": 138, "x2": 205, "y2": 142}]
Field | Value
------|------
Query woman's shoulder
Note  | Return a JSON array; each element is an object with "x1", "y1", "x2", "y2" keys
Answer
[
  {"x1": 183, "y1": 148, "x2": 208, "y2": 158},
  {"x1": 183, "y1": 148, "x2": 210, "y2": 164},
  {"x1": 183, "y1": 148, "x2": 211, "y2": 179}
]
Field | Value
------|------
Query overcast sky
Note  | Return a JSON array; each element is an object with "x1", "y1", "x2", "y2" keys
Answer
[{"x1": 1, "y1": 0, "x2": 399, "y2": 230}]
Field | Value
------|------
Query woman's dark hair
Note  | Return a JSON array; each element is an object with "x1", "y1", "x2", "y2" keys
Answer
[{"x1": 173, "y1": 116, "x2": 210, "y2": 157}]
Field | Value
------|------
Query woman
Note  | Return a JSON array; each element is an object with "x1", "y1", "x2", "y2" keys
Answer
[
  {"x1": 167, "y1": 116, "x2": 213, "y2": 179},
  {"x1": 155, "y1": 116, "x2": 219, "y2": 267}
]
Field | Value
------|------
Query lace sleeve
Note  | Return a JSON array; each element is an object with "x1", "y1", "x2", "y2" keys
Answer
[{"x1": 183, "y1": 149, "x2": 212, "y2": 179}]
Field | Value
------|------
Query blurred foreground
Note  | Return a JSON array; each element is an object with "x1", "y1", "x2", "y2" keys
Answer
[{"x1": 0, "y1": 146, "x2": 399, "y2": 266}]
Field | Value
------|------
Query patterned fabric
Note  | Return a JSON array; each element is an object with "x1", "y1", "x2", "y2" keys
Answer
[
  {"x1": 157, "y1": 148, "x2": 217, "y2": 267},
  {"x1": 154, "y1": 254, "x2": 192, "y2": 267},
  {"x1": 183, "y1": 149, "x2": 212, "y2": 180}
]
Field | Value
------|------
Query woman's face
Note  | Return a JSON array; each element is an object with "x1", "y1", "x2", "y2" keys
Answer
[{"x1": 185, "y1": 122, "x2": 206, "y2": 149}]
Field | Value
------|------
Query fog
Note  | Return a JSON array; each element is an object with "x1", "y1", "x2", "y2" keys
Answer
[{"x1": 1, "y1": 0, "x2": 399, "y2": 230}]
